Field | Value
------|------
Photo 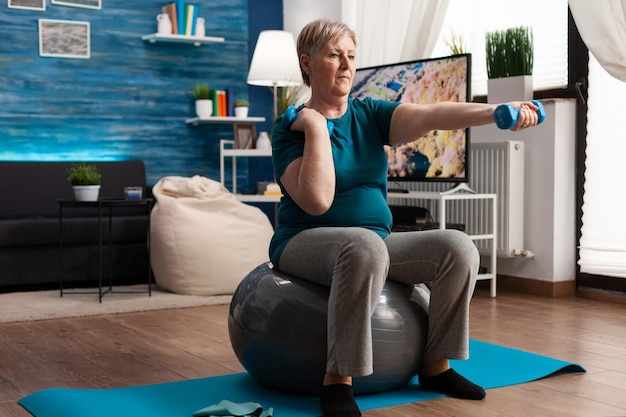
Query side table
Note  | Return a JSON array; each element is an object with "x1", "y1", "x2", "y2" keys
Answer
[{"x1": 58, "y1": 198, "x2": 153, "y2": 302}]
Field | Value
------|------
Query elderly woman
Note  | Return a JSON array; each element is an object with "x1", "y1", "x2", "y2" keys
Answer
[{"x1": 269, "y1": 19, "x2": 540, "y2": 417}]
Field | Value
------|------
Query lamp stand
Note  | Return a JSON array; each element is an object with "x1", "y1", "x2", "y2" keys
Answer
[{"x1": 272, "y1": 82, "x2": 278, "y2": 123}]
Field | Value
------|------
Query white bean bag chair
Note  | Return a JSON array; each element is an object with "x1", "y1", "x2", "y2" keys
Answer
[{"x1": 150, "y1": 175, "x2": 274, "y2": 295}]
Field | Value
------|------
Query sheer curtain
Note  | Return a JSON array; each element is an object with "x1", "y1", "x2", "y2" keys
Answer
[
  {"x1": 343, "y1": 0, "x2": 450, "y2": 68},
  {"x1": 569, "y1": 0, "x2": 626, "y2": 82},
  {"x1": 569, "y1": 0, "x2": 626, "y2": 278},
  {"x1": 282, "y1": 0, "x2": 450, "y2": 101}
]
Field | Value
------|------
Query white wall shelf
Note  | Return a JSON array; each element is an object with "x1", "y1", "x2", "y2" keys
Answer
[
  {"x1": 223, "y1": 147, "x2": 272, "y2": 157},
  {"x1": 186, "y1": 116, "x2": 265, "y2": 125},
  {"x1": 141, "y1": 33, "x2": 225, "y2": 46},
  {"x1": 389, "y1": 190, "x2": 498, "y2": 297},
  {"x1": 235, "y1": 194, "x2": 280, "y2": 203}
]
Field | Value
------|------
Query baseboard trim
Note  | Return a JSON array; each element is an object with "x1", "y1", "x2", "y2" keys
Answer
[
  {"x1": 576, "y1": 287, "x2": 626, "y2": 305},
  {"x1": 479, "y1": 275, "x2": 576, "y2": 298}
]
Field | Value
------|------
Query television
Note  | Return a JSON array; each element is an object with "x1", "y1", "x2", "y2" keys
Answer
[{"x1": 350, "y1": 53, "x2": 471, "y2": 184}]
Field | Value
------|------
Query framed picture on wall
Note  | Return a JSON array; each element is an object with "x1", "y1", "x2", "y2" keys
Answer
[
  {"x1": 233, "y1": 124, "x2": 256, "y2": 149},
  {"x1": 8, "y1": 0, "x2": 45, "y2": 11},
  {"x1": 51, "y1": 0, "x2": 101, "y2": 9},
  {"x1": 39, "y1": 19, "x2": 90, "y2": 59}
]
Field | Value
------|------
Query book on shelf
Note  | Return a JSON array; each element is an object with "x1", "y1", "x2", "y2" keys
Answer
[
  {"x1": 211, "y1": 88, "x2": 219, "y2": 116},
  {"x1": 219, "y1": 90, "x2": 227, "y2": 116},
  {"x1": 160, "y1": 1, "x2": 203, "y2": 37},
  {"x1": 226, "y1": 88, "x2": 234, "y2": 116},
  {"x1": 207, "y1": 88, "x2": 236, "y2": 117},
  {"x1": 174, "y1": 0, "x2": 185, "y2": 36},
  {"x1": 161, "y1": 2, "x2": 178, "y2": 35},
  {"x1": 184, "y1": 4, "x2": 198, "y2": 36}
]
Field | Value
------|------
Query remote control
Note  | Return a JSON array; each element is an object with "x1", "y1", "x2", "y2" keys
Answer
[
  {"x1": 281, "y1": 105, "x2": 335, "y2": 135},
  {"x1": 494, "y1": 100, "x2": 546, "y2": 130}
]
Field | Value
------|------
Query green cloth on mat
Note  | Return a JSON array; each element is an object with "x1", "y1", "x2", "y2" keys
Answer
[{"x1": 193, "y1": 399, "x2": 273, "y2": 417}]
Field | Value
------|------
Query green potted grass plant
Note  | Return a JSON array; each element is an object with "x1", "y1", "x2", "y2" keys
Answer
[
  {"x1": 67, "y1": 163, "x2": 102, "y2": 201},
  {"x1": 193, "y1": 84, "x2": 213, "y2": 118},
  {"x1": 485, "y1": 26, "x2": 534, "y2": 103}
]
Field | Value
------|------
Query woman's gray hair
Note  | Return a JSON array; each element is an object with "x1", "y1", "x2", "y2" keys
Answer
[{"x1": 296, "y1": 19, "x2": 358, "y2": 87}]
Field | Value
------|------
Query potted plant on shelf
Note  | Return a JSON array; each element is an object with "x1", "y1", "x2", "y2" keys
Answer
[
  {"x1": 193, "y1": 84, "x2": 213, "y2": 118},
  {"x1": 485, "y1": 26, "x2": 534, "y2": 103},
  {"x1": 233, "y1": 99, "x2": 249, "y2": 118},
  {"x1": 67, "y1": 163, "x2": 102, "y2": 202}
]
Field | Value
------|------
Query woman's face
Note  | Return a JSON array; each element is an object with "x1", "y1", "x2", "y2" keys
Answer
[{"x1": 304, "y1": 35, "x2": 356, "y2": 100}]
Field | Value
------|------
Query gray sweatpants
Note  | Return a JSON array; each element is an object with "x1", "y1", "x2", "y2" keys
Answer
[{"x1": 277, "y1": 227, "x2": 480, "y2": 377}]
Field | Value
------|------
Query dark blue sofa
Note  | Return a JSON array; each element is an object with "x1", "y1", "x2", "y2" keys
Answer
[{"x1": 0, "y1": 161, "x2": 151, "y2": 292}]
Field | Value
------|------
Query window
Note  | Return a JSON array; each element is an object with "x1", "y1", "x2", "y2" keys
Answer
[{"x1": 432, "y1": 0, "x2": 569, "y2": 98}]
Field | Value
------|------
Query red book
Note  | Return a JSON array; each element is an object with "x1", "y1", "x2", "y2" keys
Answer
[{"x1": 218, "y1": 90, "x2": 227, "y2": 116}]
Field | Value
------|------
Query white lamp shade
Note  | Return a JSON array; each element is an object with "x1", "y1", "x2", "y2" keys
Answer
[{"x1": 247, "y1": 30, "x2": 302, "y2": 87}]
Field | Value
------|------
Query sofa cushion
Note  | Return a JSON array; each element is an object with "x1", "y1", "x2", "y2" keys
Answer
[
  {"x1": 150, "y1": 176, "x2": 274, "y2": 296},
  {"x1": 0, "y1": 216, "x2": 149, "y2": 247}
]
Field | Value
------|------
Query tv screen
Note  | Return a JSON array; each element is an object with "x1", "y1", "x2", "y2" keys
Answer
[{"x1": 350, "y1": 53, "x2": 471, "y2": 183}]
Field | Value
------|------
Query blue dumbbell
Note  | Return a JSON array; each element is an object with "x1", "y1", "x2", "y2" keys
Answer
[
  {"x1": 494, "y1": 100, "x2": 545, "y2": 130},
  {"x1": 281, "y1": 105, "x2": 334, "y2": 135}
]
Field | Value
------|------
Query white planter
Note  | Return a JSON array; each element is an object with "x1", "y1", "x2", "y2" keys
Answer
[
  {"x1": 73, "y1": 185, "x2": 101, "y2": 202},
  {"x1": 234, "y1": 106, "x2": 249, "y2": 118},
  {"x1": 195, "y1": 99, "x2": 213, "y2": 118},
  {"x1": 487, "y1": 75, "x2": 533, "y2": 104}
]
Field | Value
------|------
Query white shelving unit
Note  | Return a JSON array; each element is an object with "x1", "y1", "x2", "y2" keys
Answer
[
  {"x1": 220, "y1": 140, "x2": 280, "y2": 203},
  {"x1": 141, "y1": 33, "x2": 225, "y2": 46},
  {"x1": 389, "y1": 190, "x2": 498, "y2": 297},
  {"x1": 185, "y1": 116, "x2": 265, "y2": 125}
]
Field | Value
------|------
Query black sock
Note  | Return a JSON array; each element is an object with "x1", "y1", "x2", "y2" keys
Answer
[
  {"x1": 418, "y1": 368, "x2": 486, "y2": 400},
  {"x1": 320, "y1": 384, "x2": 362, "y2": 417}
]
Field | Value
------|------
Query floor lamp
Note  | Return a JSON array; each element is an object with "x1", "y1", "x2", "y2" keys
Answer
[{"x1": 247, "y1": 30, "x2": 302, "y2": 122}]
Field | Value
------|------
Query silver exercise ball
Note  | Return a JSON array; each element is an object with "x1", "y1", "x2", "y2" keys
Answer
[{"x1": 228, "y1": 263, "x2": 429, "y2": 396}]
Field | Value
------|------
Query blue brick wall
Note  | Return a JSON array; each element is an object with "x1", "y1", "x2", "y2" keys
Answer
[{"x1": 0, "y1": 0, "x2": 265, "y2": 185}]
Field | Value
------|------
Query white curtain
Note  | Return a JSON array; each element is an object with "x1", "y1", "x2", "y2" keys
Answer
[
  {"x1": 344, "y1": 0, "x2": 450, "y2": 68},
  {"x1": 578, "y1": 55, "x2": 626, "y2": 278},
  {"x1": 570, "y1": 0, "x2": 626, "y2": 278},
  {"x1": 569, "y1": 0, "x2": 626, "y2": 82}
]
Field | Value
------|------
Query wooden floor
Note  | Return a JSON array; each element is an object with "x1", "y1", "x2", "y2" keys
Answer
[{"x1": 1, "y1": 285, "x2": 626, "y2": 417}]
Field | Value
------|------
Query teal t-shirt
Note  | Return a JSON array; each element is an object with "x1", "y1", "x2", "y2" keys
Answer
[{"x1": 269, "y1": 97, "x2": 400, "y2": 267}]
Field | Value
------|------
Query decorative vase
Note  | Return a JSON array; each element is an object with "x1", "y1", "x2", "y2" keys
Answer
[
  {"x1": 157, "y1": 14, "x2": 172, "y2": 35},
  {"x1": 234, "y1": 106, "x2": 249, "y2": 118},
  {"x1": 487, "y1": 75, "x2": 533, "y2": 104},
  {"x1": 73, "y1": 185, "x2": 100, "y2": 202},
  {"x1": 195, "y1": 99, "x2": 213, "y2": 118},
  {"x1": 195, "y1": 17, "x2": 206, "y2": 37},
  {"x1": 256, "y1": 131, "x2": 271, "y2": 150}
]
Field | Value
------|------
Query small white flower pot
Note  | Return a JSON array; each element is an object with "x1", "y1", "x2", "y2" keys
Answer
[
  {"x1": 73, "y1": 185, "x2": 101, "y2": 202},
  {"x1": 195, "y1": 99, "x2": 213, "y2": 118},
  {"x1": 234, "y1": 106, "x2": 249, "y2": 118}
]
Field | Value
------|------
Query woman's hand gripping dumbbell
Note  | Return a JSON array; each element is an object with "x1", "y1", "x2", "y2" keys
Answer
[
  {"x1": 494, "y1": 100, "x2": 545, "y2": 130},
  {"x1": 281, "y1": 105, "x2": 335, "y2": 135}
]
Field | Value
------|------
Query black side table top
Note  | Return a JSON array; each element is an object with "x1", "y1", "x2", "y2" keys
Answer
[{"x1": 57, "y1": 198, "x2": 154, "y2": 207}]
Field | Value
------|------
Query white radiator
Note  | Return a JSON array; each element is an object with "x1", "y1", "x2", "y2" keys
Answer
[{"x1": 389, "y1": 141, "x2": 525, "y2": 257}]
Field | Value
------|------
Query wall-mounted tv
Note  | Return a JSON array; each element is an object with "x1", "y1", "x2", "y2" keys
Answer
[{"x1": 350, "y1": 53, "x2": 471, "y2": 183}]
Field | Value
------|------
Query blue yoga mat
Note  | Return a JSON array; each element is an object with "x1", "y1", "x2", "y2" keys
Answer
[{"x1": 19, "y1": 340, "x2": 585, "y2": 417}]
